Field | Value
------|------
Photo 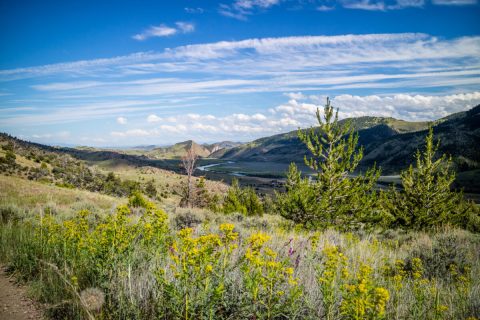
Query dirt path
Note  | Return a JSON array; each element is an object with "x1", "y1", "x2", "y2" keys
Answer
[{"x1": 0, "y1": 266, "x2": 43, "y2": 320}]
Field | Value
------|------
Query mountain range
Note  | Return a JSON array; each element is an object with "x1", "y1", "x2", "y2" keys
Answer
[
  {"x1": 215, "y1": 105, "x2": 480, "y2": 174},
  {"x1": 1, "y1": 105, "x2": 479, "y2": 191}
]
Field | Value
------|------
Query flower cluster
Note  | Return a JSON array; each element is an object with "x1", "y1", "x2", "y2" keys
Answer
[
  {"x1": 317, "y1": 245, "x2": 348, "y2": 319},
  {"x1": 159, "y1": 223, "x2": 239, "y2": 319},
  {"x1": 242, "y1": 232, "x2": 301, "y2": 319},
  {"x1": 341, "y1": 264, "x2": 390, "y2": 320}
]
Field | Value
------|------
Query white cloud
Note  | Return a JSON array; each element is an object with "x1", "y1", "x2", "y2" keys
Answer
[
  {"x1": 176, "y1": 22, "x2": 195, "y2": 33},
  {"x1": 105, "y1": 92, "x2": 480, "y2": 142},
  {"x1": 340, "y1": 0, "x2": 386, "y2": 10},
  {"x1": 274, "y1": 91, "x2": 480, "y2": 121},
  {"x1": 4, "y1": 34, "x2": 479, "y2": 87},
  {"x1": 219, "y1": 0, "x2": 281, "y2": 20},
  {"x1": 31, "y1": 131, "x2": 70, "y2": 140},
  {"x1": 252, "y1": 113, "x2": 267, "y2": 120},
  {"x1": 111, "y1": 129, "x2": 149, "y2": 137},
  {"x1": 337, "y1": 0, "x2": 425, "y2": 10},
  {"x1": 31, "y1": 81, "x2": 102, "y2": 91},
  {"x1": 432, "y1": 0, "x2": 477, "y2": 4},
  {"x1": 116, "y1": 116, "x2": 127, "y2": 124},
  {"x1": 32, "y1": 133, "x2": 52, "y2": 139},
  {"x1": 132, "y1": 22, "x2": 194, "y2": 41},
  {"x1": 284, "y1": 92, "x2": 307, "y2": 100},
  {"x1": 147, "y1": 114, "x2": 162, "y2": 123}
]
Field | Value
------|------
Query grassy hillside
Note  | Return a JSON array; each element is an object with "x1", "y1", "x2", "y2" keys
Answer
[
  {"x1": 0, "y1": 174, "x2": 121, "y2": 211},
  {"x1": 148, "y1": 140, "x2": 212, "y2": 158},
  {"x1": 361, "y1": 105, "x2": 480, "y2": 174},
  {"x1": 217, "y1": 106, "x2": 480, "y2": 176},
  {"x1": 216, "y1": 115, "x2": 431, "y2": 164}
]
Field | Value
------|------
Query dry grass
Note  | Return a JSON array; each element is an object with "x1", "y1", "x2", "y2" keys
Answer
[{"x1": 0, "y1": 174, "x2": 121, "y2": 211}]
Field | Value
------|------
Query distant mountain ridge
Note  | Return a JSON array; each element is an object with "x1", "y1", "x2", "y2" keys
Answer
[
  {"x1": 1, "y1": 106, "x2": 478, "y2": 177},
  {"x1": 146, "y1": 140, "x2": 243, "y2": 159},
  {"x1": 216, "y1": 106, "x2": 480, "y2": 174}
]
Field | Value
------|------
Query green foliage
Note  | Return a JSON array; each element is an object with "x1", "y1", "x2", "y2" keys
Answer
[
  {"x1": 383, "y1": 128, "x2": 478, "y2": 230},
  {"x1": 4, "y1": 150, "x2": 16, "y2": 166},
  {"x1": 275, "y1": 163, "x2": 317, "y2": 223},
  {"x1": 144, "y1": 179, "x2": 157, "y2": 199},
  {"x1": 128, "y1": 190, "x2": 149, "y2": 208},
  {"x1": 223, "y1": 178, "x2": 263, "y2": 216},
  {"x1": 407, "y1": 230, "x2": 476, "y2": 279},
  {"x1": 223, "y1": 178, "x2": 245, "y2": 214},
  {"x1": 277, "y1": 98, "x2": 381, "y2": 230},
  {"x1": 180, "y1": 177, "x2": 220, "y2": 211},
  {"x1": 0, "y1": 205, "x2": 22, "y2": 224},
  {"x1": 192, "y1": 177, "x2": 212, "y2": 208}
]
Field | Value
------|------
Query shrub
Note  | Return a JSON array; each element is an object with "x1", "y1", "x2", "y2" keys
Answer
[
  {"x1": 407, "y1": 230, "x2": 478, "y2": 279},
  {"x1": 0, "y1": 205, "x2": 21, "y2": 224},
  {"x1": 128, "y1": 190, "x2": 149, "y2": 208},
  {"x1": 172, "y1": 210, "x2": 204, "y2": 230},
  {"x1": 223, "y1": 178, "x2": 263, "y2": 216}
]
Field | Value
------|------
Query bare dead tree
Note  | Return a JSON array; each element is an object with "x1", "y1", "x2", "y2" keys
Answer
[{"x1": 181, "y1": 143, "x2": 198, "y2": 207}]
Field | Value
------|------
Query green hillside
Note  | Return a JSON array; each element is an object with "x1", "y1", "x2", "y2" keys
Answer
[{"x1": 217, "y1": 106, "x2": 479, "y2": 176}]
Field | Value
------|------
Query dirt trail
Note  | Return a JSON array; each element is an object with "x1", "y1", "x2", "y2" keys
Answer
[{"x1": 0, "y1": 266, "x2": 43, "y2": 320}]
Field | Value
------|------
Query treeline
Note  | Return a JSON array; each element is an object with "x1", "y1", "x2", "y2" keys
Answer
[
  {"x1": 190, "y1": 99, "x2": 480, "y2": 233},
  {"x1": 0, "y1": 140, "x2": 158, "y2": 199},
  {"x1": 275, "y1": 99, "x2": 479, "y2": 232}
]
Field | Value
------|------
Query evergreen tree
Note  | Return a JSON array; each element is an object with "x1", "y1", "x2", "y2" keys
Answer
[
  {"x1": 384, "y1": 127, "x2": 477, "y2": 230},
  {"x1": 278, "y1": 98, "x2": 380, "y2": 230},
  {"x1": 223, "y1": 178, "x2": 246, "y2": 215},
  {"x1": 275, "y1": 163, "x2": 317, "y2": 224},
  {"x1": 242, "y1": 187, "x2": 264, "y2": 216},
  {"x1": 192, "y1": 177, "x2": 210, "y2": 208},
  {"x1": 223, "y1": 178, "x2": 263, "y2": 216}
]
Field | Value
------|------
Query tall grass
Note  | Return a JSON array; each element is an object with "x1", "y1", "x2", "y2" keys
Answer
[{"x1": 0, "y1": 202, "x2": 479, "y2": 319}]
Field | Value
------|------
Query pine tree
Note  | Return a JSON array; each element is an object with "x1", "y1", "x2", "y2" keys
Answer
[
  {"x1": 222, "y1": 178, "x2": 263, "y2": 216},
  {"x1": 223, "y1": 178, "x2": 247, "y2": 215},
  {"x1": 192, "y1": 177, "x2": 210, "y2": 208},
  {"x1": 278, "y1": 98, "x2": 380, "y2": 230},
  {"x1": 275, "y1": 163, "x2": 317, "y2": 224},
  {"x1": 385, "y1": 127, "x2": 476, "y2": 230},
  {"x1": 242, "y1": 187, "x2": 264, "y2": 216}
]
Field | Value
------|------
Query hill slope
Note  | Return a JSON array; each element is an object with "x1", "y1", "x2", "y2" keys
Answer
[{"x1": 217, "y1": 106, "x2": 480, "y2": 174}]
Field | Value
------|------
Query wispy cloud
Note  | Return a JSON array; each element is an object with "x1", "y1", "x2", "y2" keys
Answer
[
  {"x1": 338, "y1": 0, "x2": 426, "y2": 10},
  {"x1": 31, "y1": 81, "x2": 102, "y2": 91},
  {"x1": 5, "y1": 33, "x2": 479, "y2": 82},
  {"x1": 2, "y1": 33, "x2": 479, "y2": 143},
  {"x1": 432, "y1": 0, "x2": 477, "y2": 4},
  {"x1": 185, "y1": 7, "x2": 204, "y2": 14},
  {"x1": 219, "y1": 0, "x2": 281, "y2": 20},
  {"x1": 217, "y1": 0, "x2": 474, "y2": 15},
  {"x1": 316, "y1": 5, "x2": 336, "y2": 11},
  {"x1": 132, "y1": 22, "x2": 194, "y2": 41}
]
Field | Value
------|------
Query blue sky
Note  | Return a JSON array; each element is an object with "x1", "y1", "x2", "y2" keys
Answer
[{"x1": 1, "y1": 0, "x2": 479, "y2": 146}]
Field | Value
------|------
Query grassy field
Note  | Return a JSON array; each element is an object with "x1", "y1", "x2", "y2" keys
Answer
[
  {"x1": 0, "y1": 175, "x2": 121, "y2": 211},
  {"x1": 0, "y1": 173, "x2": 479, "y2": 319}
]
